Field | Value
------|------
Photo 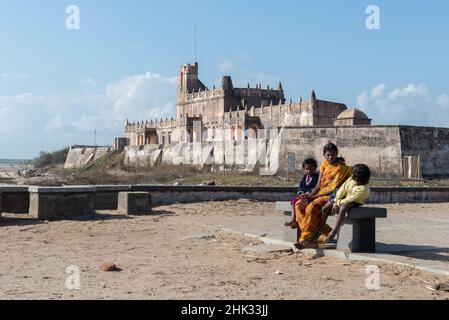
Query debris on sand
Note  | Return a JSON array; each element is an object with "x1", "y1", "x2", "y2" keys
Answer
[{"x1": 424, "y1": 279, "x2": 449, "y2": 292}]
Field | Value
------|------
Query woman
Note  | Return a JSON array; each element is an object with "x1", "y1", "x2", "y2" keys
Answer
[{"x1": 294, "y1": 142, "x2": 352, "y2": 248}]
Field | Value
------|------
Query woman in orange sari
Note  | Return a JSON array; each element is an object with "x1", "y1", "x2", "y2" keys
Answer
[{"x1": 294, "y1": 143, "x2": 352, "y2": 248}]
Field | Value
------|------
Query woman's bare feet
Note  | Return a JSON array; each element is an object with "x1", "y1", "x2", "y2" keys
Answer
[
  {"x1": 294, "y1": 241, "x2": 318, "y2": 250},
  {"x1": 284, "y1": 220, "x2": 298, "y2": 229}
]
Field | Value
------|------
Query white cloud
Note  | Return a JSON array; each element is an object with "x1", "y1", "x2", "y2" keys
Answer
[
  {"x1": 83, "y1": 78, "x2": 98, "y2": 87},
  {"x1": 217, "y1": 58, "x2": 235, "y2": 73},
  {"x1": 356, "y1": 83, "x2": 449, "y2": 127},
  {"x1": 437, "y1": 94, "x2": 449, "y2": 108},
  {"x1": 370, "y1": 84, "x2": 386, "y2": 98},
  {"x1": 216, "y1": 55, "x2": 280, "y2": 88},
  {"x1": 0, "y1": 71, "x2": 177, "y2": 158},
  {"x1": 0, "y1": 73, "x2": 30, "y2": 80},
  {"x1": 14, "y1": 74, "x2": 30, "y2": 80}
]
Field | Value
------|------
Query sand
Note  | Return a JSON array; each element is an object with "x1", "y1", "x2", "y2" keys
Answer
[{"x1": 0, "y1": 200, "x2": 448, "y2": 300}]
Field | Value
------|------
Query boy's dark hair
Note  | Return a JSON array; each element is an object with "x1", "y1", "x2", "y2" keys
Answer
[
  {"x1": 302, "y1": 158, "x2": 318, "y2": 169},
  {"x1": 323, "y1": 142, "x2": 338, "y2": 155},
  {"x1": 352, "y1": 164, "x2": 371, "y2": 185},
  {"x1": 336, "y1": 157, "x2": 345, "y2": 163}
]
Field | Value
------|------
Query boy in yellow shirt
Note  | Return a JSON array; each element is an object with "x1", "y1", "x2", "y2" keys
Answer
[{"x1": 320, "y1": 164, "x2": 371, "y2": 243}]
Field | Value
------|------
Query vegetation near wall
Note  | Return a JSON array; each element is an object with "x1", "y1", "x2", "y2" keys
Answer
[{"x1": 32, "y1": 147, "x2": 70, "y2": 168}]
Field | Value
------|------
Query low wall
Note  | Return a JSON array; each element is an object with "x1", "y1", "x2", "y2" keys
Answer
[
  {"x1": 94, "y1": 185, "x2": 132, "y2": 210},
  {"x1": 1, "y1": 186, "x2": 449, "y2": 214},
  {"x1": 0, "y1": 186, "x2": 29, "y2": 213},
  {"x1": 130, "y1": 185, "x2": 449, "y2": 206},
  {"x1": 368, "y1": 187, "x2": 449, "y2": 204}
]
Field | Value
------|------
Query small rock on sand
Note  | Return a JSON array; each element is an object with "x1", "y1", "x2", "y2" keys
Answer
[{"x1": 99, "y1": 262, "x2": 118, "y2": 272}]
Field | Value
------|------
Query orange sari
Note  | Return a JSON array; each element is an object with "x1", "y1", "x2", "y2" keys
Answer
[{"x1": 294, "y1": 160, "x2": 352, "y2": 242}]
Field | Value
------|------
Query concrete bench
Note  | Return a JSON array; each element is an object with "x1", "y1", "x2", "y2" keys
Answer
[
  {"x1": 276, "y1": 201, "x2": 387, "y2": 253},
  {"x1": 118, "y1": 192, "x2": 152, "y2": 215},
  {"x1": 29, "y1": 186, "x2": 96, "y2": 220}
]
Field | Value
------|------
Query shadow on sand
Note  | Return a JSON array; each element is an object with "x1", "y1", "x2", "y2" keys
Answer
[
  {"x1": 0, "y1": 209, "x2": 177, "y2": 226},
  {"x1": 376, "y1": 242, "x2": 449, "y2": 263}
]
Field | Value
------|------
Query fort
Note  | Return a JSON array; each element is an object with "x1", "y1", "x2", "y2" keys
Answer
[
  {"x1": 123, "y1": 62, "x2": 354, "y2": 146},
  {"x1": 66, "y1": 62, "x2": 449, "y2": 179}
]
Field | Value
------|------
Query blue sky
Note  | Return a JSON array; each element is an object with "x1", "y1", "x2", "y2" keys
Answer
[{"x1": 0, "y1": 0, "x2": 448, "y2": 158}]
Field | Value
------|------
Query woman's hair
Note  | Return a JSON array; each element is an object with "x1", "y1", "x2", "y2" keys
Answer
[
  {"x1": 302, "y1": 157, "x2": 318, "y2": 169},
  {"x1": 323, "y1": 142, "x2": 338, "y2": 155},
  {"x1": 352, "y1": 164, "x2": 371, "y2": 185}
]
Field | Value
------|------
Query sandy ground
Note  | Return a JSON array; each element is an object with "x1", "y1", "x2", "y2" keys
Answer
[{"x1": 0, "y1": 200, "x2": 448, "y2": 300}]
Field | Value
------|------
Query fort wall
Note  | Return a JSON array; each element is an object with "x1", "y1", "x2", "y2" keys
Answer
[
  {"x1": 280, "y1": 126, "x2": 403, "y2": 176},
  {"x1": 64, "y1": 146, "x2": 113, "y2": 169},
  {"x1": 399, "y1": 126, "x2": 449, "y2": 178}
]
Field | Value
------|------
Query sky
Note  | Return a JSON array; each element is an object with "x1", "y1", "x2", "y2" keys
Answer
[{"x1": 0, "y1": 0, "x2": 448, "y2": 158}]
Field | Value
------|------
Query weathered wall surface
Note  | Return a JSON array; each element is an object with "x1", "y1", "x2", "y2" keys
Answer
[
  {"x1": 124, "y1": 144, "x2": 163, "y2": 167},
  {"x1": 69, "y1": 126, "x2": 449, "y2": 177},
  {"x1": 124, "y1": 126, "x2": 406, "y2": 176},
  {"x1": 29, "y1": 192, "x2": 95, "y2": 220},
  {"x1": 399, "y1": 126, "x2": 449, "y2": 178},
  {"x1": 65, "y1": 146, "x2": 112, "y2": 169},
  {"x1": 2, "y1": 192, "x2": 29, "y2": 213},
  {"x1": 180, "y1": 94, "x2": 225, "y2": 120},
  {"x1": 280, "y1": 126, "x2": 403, "y2": 176},
  {"x1": 313, "y1": 100, "x2": 347, "y2": 126},
  {"x1": 124, "y1": 137, "x2": 280, "y2": 172}
]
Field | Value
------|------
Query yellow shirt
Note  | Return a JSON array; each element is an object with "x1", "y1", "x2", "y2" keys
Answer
[{"x1": 334, "y1": 178, "x2": 370, "y2": 206}]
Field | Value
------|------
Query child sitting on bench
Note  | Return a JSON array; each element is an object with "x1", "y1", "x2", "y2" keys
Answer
[
  {"x1": 320, "y1": 164, "x2": 371, "y2": 243},
  {"x1": 284, "y1": 158, "x2": 319, "y2": 229}
]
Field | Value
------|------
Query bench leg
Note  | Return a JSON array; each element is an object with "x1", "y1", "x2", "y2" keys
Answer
[{"x1": 337, "y1": 218, "x2": 376, "y2": 253}]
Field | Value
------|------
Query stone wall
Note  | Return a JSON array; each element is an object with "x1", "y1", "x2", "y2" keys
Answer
[
  {"x1": 179, "y1": 94, "x2": 225, "y2": 120},
  {"x1": 399, "y1": 126, "x2": 449, "y2": 179},
  {"x1": 64, "y1": 146, "x2": 113, "y2": 169},
  {"x1": 124, "y1": 126, "x2": 408, "y2": 176},
  {"x1": 313, "y1": 100, "x2": 348, "y2": 125},
  {"x1": 280, "y1": 126, "x2": 404, "y2": 176},
  {"x1": 69, "y1": 125, "x2": 449, "y2": 177},
  {"x1": 124, "y1": 137, "x2": 281, "y2": 173}
]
